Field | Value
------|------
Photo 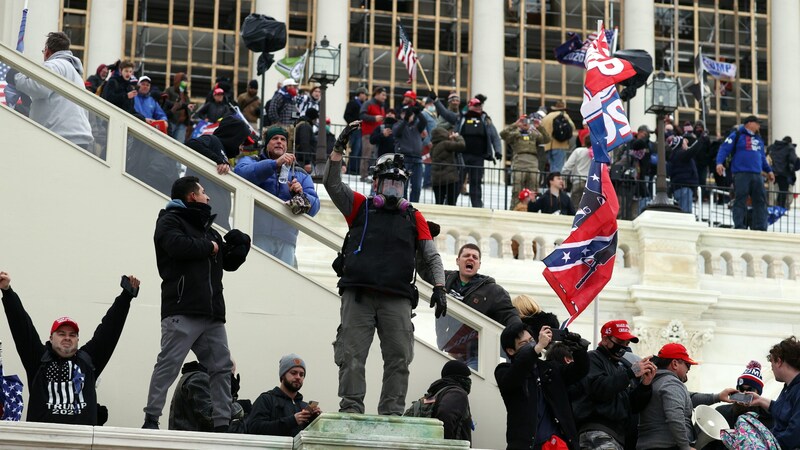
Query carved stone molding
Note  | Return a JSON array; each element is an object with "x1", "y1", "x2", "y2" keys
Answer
[{"x1": 632, "y1": 318, "x2": 715, "y2": 360}]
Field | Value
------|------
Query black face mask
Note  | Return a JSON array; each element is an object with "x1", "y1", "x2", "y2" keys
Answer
[{"x1": 608, "y1": 341, "x2": 628, "y2": 358}]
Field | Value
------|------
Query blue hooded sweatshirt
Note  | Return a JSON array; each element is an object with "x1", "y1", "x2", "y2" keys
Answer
[{"x1": 716, "y1": 125, "x2": 771, "y2": 175}]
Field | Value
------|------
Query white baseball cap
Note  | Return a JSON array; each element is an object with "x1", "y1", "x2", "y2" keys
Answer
[
  {"x1": 281, "y1": 78, "x2": 298, "y2": 87},
  {"x1": 138, "y1": 75, "x2": 152, "y2": 85}
]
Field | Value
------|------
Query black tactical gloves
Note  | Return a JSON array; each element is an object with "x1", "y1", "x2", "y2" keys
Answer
[
  {"x1": 334, "y1": 120, "x2": 362, "y2": 153},
  {"x1": 431, "y1": 285, "x2": 447, "y2": 318}
]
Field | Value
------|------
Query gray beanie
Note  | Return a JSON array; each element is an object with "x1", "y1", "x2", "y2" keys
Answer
[{"x1": 279, "y1": 353, "x2": 306, "y2": 379}]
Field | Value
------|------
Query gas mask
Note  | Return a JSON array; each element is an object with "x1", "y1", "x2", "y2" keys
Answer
[{"x1": 373, "y1": 177, "x2": 409, "y2": 211}]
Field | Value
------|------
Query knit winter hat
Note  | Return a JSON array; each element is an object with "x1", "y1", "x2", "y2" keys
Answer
[
  {"x1": 278, "y1": 353, "x2": 306, "y2": 379},
  {"x1": 441, "y1": 360, "x2": 471, "y2": 378},
  {"x1": 668, "y1": 135, "x2": 684, "y2": 152},
  {"x1": 265, "y1": 126, "x2": 289, "y2": 142},
  {"x1": 737, "y1": 360, "x2": 764, "y2": 394}
]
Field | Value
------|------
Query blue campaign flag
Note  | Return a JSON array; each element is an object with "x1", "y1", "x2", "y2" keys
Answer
[
  {"x1": 0, "y1": 364, "x2": 24, "y2": 421},
  {"x1": 553, "y1": 29, "x2": 616, "y2": 67}
]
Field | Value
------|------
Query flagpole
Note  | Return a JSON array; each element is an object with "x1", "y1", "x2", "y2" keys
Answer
[
  {"x1": 593, "y1": 296, "x2": 600, "y2": 347},
  {"x1": 416, "y1": 60, "x2": 433, "y2": 93},
  {"x1": 698, "y1": 47, "x2": 707, "y2": 127}
]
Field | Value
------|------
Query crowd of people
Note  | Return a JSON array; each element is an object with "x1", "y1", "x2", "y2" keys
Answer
[{"x1": 3, "y1": 30, "x2": 800, "y2": 450}]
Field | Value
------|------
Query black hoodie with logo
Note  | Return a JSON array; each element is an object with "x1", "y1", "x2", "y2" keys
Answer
[{"x1": 1, "y1": 286, "x2": 134, "y2": 425}]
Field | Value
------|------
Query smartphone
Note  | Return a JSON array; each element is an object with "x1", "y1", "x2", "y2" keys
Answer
[
  {"x1": 550, "y1": 328, "x2": 568, "y2": 342},
  {"x1": 729, "y1": 392, "x2": 753, "y2": 404},
  {"x1": 306, "y1": 401, "x2": 319, "y2": 410},
  {"x1": 120, "y1": 275, "x2": 139, "y2": 297}
]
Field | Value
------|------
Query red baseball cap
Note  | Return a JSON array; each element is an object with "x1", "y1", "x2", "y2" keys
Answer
[
  {"x1": 51, "y1": 317, "x2": 79, "y2": 334},
  {"x1": 213, "y1": 88, "x2": 224, "y2": 95},
  {"x1": 518, "y1": 188, "x2": 532, "y2": 201},
  {"x1": 601, "y1": 320, "x2": 639, "y2": 343},
  {"x1": 658, "y1": 342, "x2": 698, "y2": 365},
  {"x1": 468, "y1": 98, "x2": 482, "y2": 107},
  {"x1": 403, "y1": 90, "x2": 417, "y2": 100}
]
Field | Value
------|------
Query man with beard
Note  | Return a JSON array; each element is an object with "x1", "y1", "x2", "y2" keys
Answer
[
  {"x1": 572, "y1": 320, "x2": 657, "y2": 450},
  {"x1": 750, "y1": 336, "x2": 800, "y2": 450},
  {"x1": 241, "y1": 354, "x2": 320, "y2": 436},
  {"x1": 0, "y1": 271, "x2": 140, "y2": 424},
  {"x1": 636, "y1": 343, "x2": 736, "y2": 450}
]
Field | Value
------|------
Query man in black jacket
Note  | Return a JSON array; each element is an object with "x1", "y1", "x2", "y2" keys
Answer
[
  {"x1": 496, "y1": 321, "x2": 589, "y2": 450},
  {"x1": 417, "y1": 360, "x2": 473, "y2": 443},
  {"x1": 0, "y1": 271, "x2": 139, "y2": 425},
  {"x1": 528, "y1": 171, "x2": 576, "y2": 215},
  {"x1": 571, "y1": 320, "x2": 657, "y2": 450},
  {"x1": 242, "y1": 354, "x2": 320, "y2": 436},
  {"x1": 435, "y1": 243, "x2": 521, "y2": 369},
  {"x1": 142, "y1": 176, "x2": 251, "y2": 431}
]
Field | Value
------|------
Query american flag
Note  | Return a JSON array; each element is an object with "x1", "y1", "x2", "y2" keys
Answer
[
  {"x1": 0, "y1": 7, "x2": 28, "y2": 107},
  {"x1": 0, "y1": 364, "x2": 24, "y2": 421},
  {"x1": 396, "y1": 23, "x2": 418, "y2": 83}
]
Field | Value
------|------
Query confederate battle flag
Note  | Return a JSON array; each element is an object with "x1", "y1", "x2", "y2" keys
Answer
[{"x1": 542, "y1": 158, "x2": 619, "y2": 326}]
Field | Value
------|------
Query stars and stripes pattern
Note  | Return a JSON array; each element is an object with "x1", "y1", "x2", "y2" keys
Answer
[
  {"x1": 396, "y1": 23, "x2": 418, "y2": 83},
  {"x1": 542, "y1": 157, "x2": 619, "y2": 327},
  {"x1": 1, "y1": 365, "x2": 24, "y2": 421},
  {"x1": 44, "y1": 360, "x2": 85, "y2": 416},
  {"x1": 583, "y1": 26, "x2": 636, "y2": 96}
]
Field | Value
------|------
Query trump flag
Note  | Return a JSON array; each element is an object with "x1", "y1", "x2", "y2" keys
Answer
[
  {"x1": 583, "y1": 26, "x2": 637, "y2": 96},
  {"x1": 542, "y1": 158, "x2": 619, "y2": 326},
  {"x1": 580, "y1": 85, "x2": 633, "y2": 163}
]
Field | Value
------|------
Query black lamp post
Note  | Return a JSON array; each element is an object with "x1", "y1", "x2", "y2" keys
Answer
[
  {"x1": 643, "y1": 71, "x2": 682, "y2": 212},
  {"x1": 308, "y1": 35, "x2": 341, "y2": 180}
]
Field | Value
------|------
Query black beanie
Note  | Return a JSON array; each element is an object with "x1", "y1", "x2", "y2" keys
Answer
[{"x1": 441, "y1": 360, "x2": 471, "y2": 378}]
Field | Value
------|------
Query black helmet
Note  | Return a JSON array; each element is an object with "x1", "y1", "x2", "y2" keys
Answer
[{"x1": 370, "y1": 153, "x2": 409, "y2": 181}]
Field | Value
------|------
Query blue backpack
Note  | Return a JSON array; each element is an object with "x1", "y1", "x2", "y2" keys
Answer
[{"x1": 720, "y1": 411, "x2": 781, "y2": 449}]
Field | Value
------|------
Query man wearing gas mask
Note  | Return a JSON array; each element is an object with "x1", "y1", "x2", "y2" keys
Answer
[
  {"x1": 323, "y1": 122, "x2": 447, "y2": 416},
  {"x1": 571, "y1": 320, "x2": 657, "y2": 450}
]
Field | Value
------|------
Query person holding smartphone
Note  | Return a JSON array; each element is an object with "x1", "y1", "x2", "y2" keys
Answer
[
  {"x1": 240, "y1": 354, "x2": 320, "y2": 436},
  {"x1": 0, "y1": 271, "x2": 140, "y2": 425}
]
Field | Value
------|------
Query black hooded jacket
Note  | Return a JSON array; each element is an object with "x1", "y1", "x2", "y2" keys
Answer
[
  {"x1": 424, "y1": 376, "x2": 473, "y2": 443},
  {"x1": 495, "y1": 343, "x2": 589, "y2": 450},
  {"x1": 768, "y1": 140, "x2": 798, "y2": 177},
  {"x1": 1, "y1": 286, "x2": 134, "y2": 425},
  {"x1": 153, "y1": 201, "x2": 250, "y2": 321}
]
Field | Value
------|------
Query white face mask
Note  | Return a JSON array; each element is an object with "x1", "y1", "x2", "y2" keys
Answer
[{"x1": 426, "y1": 106, "x2": 436, "y2": 114}]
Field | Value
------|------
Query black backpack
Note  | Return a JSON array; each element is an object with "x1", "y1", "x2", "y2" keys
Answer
[
  {"x1": 551, "y1": 112, "x2": 573, "y2": 142},
  {"x1": 403, "y1": 385, "x2": 463, "y2": 418}
]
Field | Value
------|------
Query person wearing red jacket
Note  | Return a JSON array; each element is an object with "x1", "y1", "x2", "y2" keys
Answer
[{"x1": 358, "y1": 87, "x2": 388, "y2": 181}]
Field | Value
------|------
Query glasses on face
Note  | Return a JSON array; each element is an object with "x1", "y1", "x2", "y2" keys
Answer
[{"x1": 682, "y1": 360, "x2": 692, "y2": 371}]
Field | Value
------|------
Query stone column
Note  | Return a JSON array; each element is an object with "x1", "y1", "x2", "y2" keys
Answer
[
  {"x1": 316, "y1": 0, "x2": 349, "y2": 126},
  {"x1": 770, "y1": 0, "x2": 800, "y2": 140},
  {"x1": 622, "y1": 0, "x2": 655, "y2": 132},
  {"x1": 470, "y1": 0, "x2": 505, "y2": 139},
  {"x1": 87, "y1": 0, "x2": 124, "y2": 76},
  {"x1": 254, "y1": 0, "x2": 287, "y2": 96}
]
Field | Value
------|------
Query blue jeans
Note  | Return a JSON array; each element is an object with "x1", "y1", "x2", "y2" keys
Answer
[
  {"x1": 673, "y1": 187, "x2": 694, "y2": 213},
  {"x1": 404, "y1": 160, "x2": 423, "y2": 203},
  {"x1": 548, "y1": 149, "x2": 566, "y2": 173},
  {"x1": 347, "y1": 130, "x2": 362, "y2": 174},
  {"x1": 733, "y1": 172, "x2": 767, "y2": 230}
]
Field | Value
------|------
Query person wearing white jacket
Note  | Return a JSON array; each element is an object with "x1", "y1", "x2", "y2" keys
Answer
[{"x1": 10, "y1": 32, "x2": 93, "y2": 149}]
